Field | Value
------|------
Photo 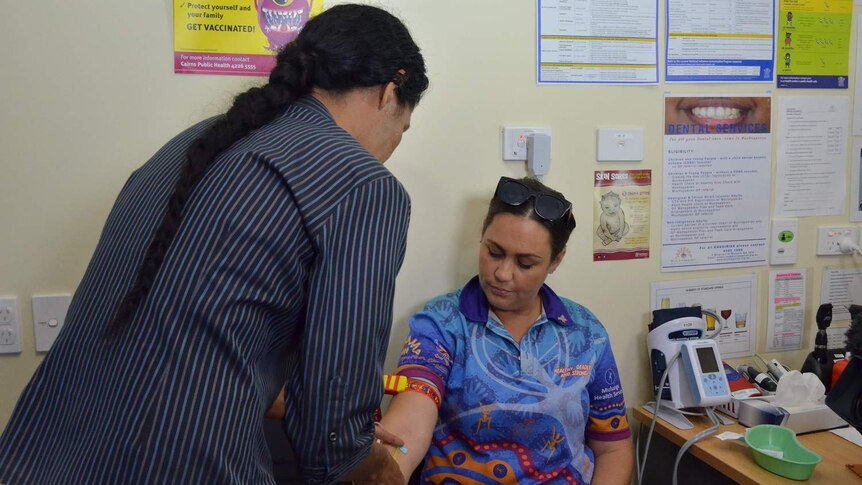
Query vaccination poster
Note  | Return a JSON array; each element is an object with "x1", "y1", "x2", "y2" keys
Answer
[
  {"x1": 777, "y1": 0, "x2": 852, "y2": 88},
  {"x1": 661, "y1": 95, "x2": 772, "y2": 272},
  {"x1": 593, "y1": 170, "x2": 651, "y2": 261},
  {"x1": 174, "y1": 0, "x2": 323, "y2": 76}
]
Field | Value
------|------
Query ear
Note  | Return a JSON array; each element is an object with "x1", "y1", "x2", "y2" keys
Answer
[
  {"x1": 378, "y1": 81, "x2": 400, "y2": 112},
  {"x1": 548, "y1": 248, "x2": 566, "y2": 274}
]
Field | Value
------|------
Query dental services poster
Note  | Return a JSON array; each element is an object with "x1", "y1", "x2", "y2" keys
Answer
[
  {"x1": 593, "y1": 170, "x2": 651, "y2": 261},
  {"x1": 661, "y1": 94, "x2": 772, "y2": 273},
  {"x1": 777, "y1": 0, "x2": 852, "y2": 88},
  {"x1": 174, "y1": 0, "x2": 323, "y2": 76}
]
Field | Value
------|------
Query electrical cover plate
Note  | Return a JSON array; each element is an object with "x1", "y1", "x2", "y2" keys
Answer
[
  {"x1": 770, "y1": 219, "x2": 798, "y2": 264},
  {"x1": 816, "y1": 226, "x2": 858, "y2": 256},
  {"x1": 32, "y1": 294, "x2": 71, "y2": 352},
  {"x1": 0, "y1": 297, "x2": 21, "y2": 354},
  {"x1": 502, "y1": 127, "x2": 552, "y2": 161},
  {"x1": 596, "y1": 127, "x2": 644, "y2": 162}
]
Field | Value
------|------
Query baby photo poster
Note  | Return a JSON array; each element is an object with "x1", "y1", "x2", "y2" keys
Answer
[{"x1": 593, "y1": 169, "x2": 651, "y2": 261}]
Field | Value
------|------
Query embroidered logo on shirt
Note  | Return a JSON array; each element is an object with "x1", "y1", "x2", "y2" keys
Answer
[{"x1": 553, "y1": 363, "x2": 592, "y2": 377}]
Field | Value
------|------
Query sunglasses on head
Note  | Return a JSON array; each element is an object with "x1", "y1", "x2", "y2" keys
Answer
[{"x1": 494, "y1": 176, "x2": 574, "y2": 225}]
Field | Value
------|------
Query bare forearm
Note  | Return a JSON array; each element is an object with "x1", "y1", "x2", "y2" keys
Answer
[
  {"x1": 590, "y1": 437, "x2": 634, "y2": 485},
  {"x1": 379, "y1": 390, "x2": 439, "y2": 483}
]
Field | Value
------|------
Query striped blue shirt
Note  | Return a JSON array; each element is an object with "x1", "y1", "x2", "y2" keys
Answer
[{"x1": 0, "y1": 97, "x2": 410, "y2": 484}]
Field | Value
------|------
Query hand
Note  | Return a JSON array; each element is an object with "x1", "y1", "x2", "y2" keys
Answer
[
  {"x1": 352, "y1": 442, "x2": 405, "y2": 485},
  {"x1": 374, "y1": 421, "x2": 404, "y2": 448}
]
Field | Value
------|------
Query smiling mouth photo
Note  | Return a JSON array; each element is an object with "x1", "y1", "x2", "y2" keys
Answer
[{"x1": 675, "y1": 98, "x2": 757, "y2": 128}]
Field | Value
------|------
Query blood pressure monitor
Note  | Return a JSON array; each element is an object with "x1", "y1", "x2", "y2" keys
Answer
[{"x1": 680, "y1": 340, "x2": 731, "y2": 407}]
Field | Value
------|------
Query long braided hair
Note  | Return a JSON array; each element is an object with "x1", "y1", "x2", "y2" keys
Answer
[{"x1": 106, "y1": 4, "x2": 428, "y2": 338}]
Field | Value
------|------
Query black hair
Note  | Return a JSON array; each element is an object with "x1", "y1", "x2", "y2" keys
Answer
[
  {"x1": 106, "y1": 4, "x2": 428, "y2": 338},
  {"x1": 481, "y1": 177, "x2": 576, "y2": 261}
]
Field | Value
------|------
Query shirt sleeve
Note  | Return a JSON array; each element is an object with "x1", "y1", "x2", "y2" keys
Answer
[
  {"x1": 394, "y1": 299, "x2": 458, "y2": 399},
  {"x1": 585, "y1": 324, "x2": 632, "y2": 442},
  {"x1": 284, "y1": 176, "x2": 410, "y2": 484}
]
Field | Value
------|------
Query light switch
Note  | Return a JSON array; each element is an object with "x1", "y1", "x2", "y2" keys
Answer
[
  {"x1": 597, "y1": 128, "x2": 644, "y2": 162},
  {"x1": 32, "y1": 294, "x2": 71, "y2": 352}
]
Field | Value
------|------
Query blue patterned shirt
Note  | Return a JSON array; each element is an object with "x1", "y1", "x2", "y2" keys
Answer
[
  {"x1": 0, "y1": 97, "x2": 410, "y2": 484},
  {"x1": 397, "y1": 277, "x2": 630, "y2": 484}
]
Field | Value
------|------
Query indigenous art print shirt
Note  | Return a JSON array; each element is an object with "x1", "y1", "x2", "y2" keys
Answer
[{"x1": 397, "y1": 277, "x2": 630, "y2": 484}]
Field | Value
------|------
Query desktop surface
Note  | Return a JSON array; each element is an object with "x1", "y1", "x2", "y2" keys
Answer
[{"x1": 633, "y1": 406, "x2": 861, "y2": 484}]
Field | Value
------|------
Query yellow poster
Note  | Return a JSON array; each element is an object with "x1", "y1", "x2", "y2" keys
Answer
[
  {"x1": 593, "y1": 170, "x2": 651, "y2": 261},
  {"x1": 174, "y1": 0, "x2": 323, "y2": 76},
  {"x1": 777, "y1": 0, "x2": 852, "y2": 88}
]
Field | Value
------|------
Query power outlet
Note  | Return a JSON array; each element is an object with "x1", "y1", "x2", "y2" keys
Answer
[
  {"x1": 0, "y1": 297, "x2": 21, "y2": 354},
  {"x1": 816, "y1": 226, "x2": 859, "y2": 255},
  {"x1": 502, "y1": 127, "x2": 552, "y2": 161}
]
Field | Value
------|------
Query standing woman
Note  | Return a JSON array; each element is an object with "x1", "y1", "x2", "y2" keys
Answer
[
  {"x1": 381, "y1": 177, "x2": 633, "y2": 484},
  {"x1": 0, "y1": 4, "x2": 427, "y2": 485}
]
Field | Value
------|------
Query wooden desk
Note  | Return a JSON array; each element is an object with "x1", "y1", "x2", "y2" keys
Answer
[{"x1": 633, "y1": 406, "x2": 861, "y2": 484}]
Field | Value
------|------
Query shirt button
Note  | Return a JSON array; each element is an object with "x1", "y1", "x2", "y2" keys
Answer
[{"x1": 328, "y1": 432, "x2": 338, "y2": 442}]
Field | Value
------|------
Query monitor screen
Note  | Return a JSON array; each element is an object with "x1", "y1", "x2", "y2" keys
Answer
[{"x1": 696, "y1": 346, "x2": 719, "y2": 374}]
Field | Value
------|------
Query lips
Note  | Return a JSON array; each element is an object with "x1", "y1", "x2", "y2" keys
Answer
[{"x1": 488, "y1": 285, "x2": 512, "y2": 297}]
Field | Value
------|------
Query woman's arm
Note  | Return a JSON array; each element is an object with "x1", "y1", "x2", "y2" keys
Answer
[
  {"x1": 587, "y1": 436, "x2": 634, "y2": 485},
  {"x1": 379, "y1": 388, "x2": 439, "y2": 483}
]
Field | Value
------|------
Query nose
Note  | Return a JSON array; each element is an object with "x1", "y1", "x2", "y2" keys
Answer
[{"x1": 494, "y1": 259, "x2": 514, "y2": 282}]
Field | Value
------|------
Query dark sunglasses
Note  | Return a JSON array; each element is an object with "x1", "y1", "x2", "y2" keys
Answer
[{"x1": 494, "y1": 177, "x2": 575, "y2": 225}]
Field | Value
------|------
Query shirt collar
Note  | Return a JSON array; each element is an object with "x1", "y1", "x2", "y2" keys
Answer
[
  {"x1": 290, "y1": 95, "x2": 335, "y2": 122},
  {"x1": 458, "y1": 275, "x2": 573, "y2": 326}
]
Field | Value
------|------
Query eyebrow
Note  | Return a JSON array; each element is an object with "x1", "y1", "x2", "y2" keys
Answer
[{"x1": 484, "y1": 239, "x2": 544, "y2": 261}]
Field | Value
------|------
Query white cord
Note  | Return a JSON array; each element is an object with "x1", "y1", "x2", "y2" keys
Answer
[
  {"x1": 636, "y1": 352, "x2": 681, "y2": 485},
  {"x1": 671, "y1": 407, "x2": 721, "y2": 485}
]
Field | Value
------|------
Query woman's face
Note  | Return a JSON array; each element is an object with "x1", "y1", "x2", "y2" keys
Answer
[{"x1": 479, "y1": 213, "x2": 563, "y2": 315}]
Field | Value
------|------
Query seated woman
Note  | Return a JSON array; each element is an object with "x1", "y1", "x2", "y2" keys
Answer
[{"x1": 380, "y1": 176, "x2": 633, "y2": 484}]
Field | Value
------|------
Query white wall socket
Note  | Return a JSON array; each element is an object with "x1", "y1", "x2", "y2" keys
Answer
[
  {"x1": 816, "y1": 226, "x2": 859, "y2": 255},
  {"x1": 502, "y1": 127, "x2": 552, "y2": 161},
  {"x1": 0, "y1": 296, "x2": 21, "y2": 354}
]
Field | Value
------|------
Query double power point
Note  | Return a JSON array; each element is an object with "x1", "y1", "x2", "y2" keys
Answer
[
  {"x1": 0, "y1": 297, "x2": 20, "y2": 354},
  {"x1": 816, "y1": 226, "x2": 861, "y2": 256}
]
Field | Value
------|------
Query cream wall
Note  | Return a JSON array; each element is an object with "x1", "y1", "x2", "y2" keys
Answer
[{"x1": 0, "y1": 0, "x2": 858, "y2": 433}]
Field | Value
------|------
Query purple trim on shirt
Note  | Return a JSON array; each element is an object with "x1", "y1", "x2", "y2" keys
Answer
[
  {"x1": 585, "y1": 427, "x2": 632, "y2": 442},
  {"x1": 457, "y1": 275, "x2": 573, "y2": 326},
  {"x1": 396, "y1": 366, "x2": 446, "y2": 399}
]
